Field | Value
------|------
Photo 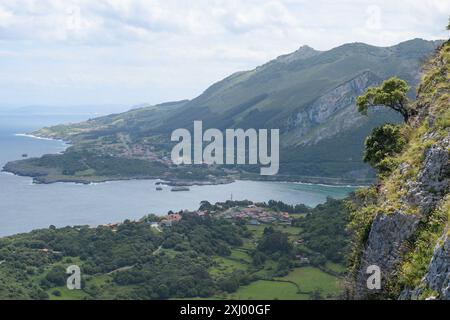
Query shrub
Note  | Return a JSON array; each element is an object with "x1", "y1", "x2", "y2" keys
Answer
[{"x1": 363, "y1": 124, "x2": 406, "y2": 174}]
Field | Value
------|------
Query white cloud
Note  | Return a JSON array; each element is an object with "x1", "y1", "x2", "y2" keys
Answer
[
  {"x1": 213, "y1": 0, "x2": 301, "y2": 34},
  {"x1": 0, "y1": 5, "x2": 14, "y2": 26},
  {"x1": 0, "y1": 0, "x2": 448, "y2": 107},
  {"x1": 0, "y1": 0, "x2": 448, "y2": 47}
]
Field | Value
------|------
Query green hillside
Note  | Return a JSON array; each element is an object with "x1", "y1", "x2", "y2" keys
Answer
[{"x1": 0, "y1": 199, "x2": 348, "y2": 300}]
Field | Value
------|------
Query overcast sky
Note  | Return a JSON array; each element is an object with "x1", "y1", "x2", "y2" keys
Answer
[{"x1": 0, "y1": 0, "x2": 449, "y2": 109}]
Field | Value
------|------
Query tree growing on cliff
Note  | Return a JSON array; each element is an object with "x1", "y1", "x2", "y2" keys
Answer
[
  {"x1": 363, "y1": 124, "x2": 406, "y2": 174},
  {"x1": 357, "y1": 77, "x2": 413, "y2": 122}
]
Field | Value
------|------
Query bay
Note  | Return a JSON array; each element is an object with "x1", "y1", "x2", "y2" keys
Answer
[{"x1": 0, "y1": 114, "x2": 356, "y2": 237}]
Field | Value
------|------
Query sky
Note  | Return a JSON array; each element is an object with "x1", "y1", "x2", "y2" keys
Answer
[{"x1": 0, "y1": 0, "x2": 449, "y2": 110}]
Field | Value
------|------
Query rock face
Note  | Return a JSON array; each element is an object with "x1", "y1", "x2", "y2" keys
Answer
[
  {"x1": 285, "y1": 71, "x2": 382, "y2": 145},
  {"x1": 350, "y1": 40, "x2": 450, "y2": 300},
  {"x1": 353, "y1": 135, "x2": 449, "y2": 299},
  {"x1": 403, "y1": 137, "x2": 450, "y2": 215},
  {"x1": 424, "y1": 235, "x2": 450, "y2": 299},
  {"x1": 353, "y1": 212, "x2": 421, "y2": 299},
  {"x1": 307, "y1": 71, "x2": 380, "y2": 125},
  {"x1": 401, "y1": 234, "x2": 450, "y2": 300}
]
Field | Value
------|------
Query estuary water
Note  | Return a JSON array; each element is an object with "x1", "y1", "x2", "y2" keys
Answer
[{"x1": 0, "y1": 113, "x2": 357, "y2": 237}]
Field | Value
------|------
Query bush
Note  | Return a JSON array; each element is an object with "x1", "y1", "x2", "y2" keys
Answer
[
  {"x1": 52, "y1": 290, "x2": 61, "y2": 297},
  {"x1": 363, "y1": 124, "x2": 406, "y2": 174},
  {"x1": 257, "y1": 231, "x2": 292, "y2": 255},
  {"x1": 43, "y1": 266, "x2": 66, "y2": 288}
]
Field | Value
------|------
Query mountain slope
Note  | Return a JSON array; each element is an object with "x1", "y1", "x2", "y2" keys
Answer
[
  {"x1": 347, "y1": 40, "x2": 450, "y2": 300},
  {"x1": 7, "y1": 39, "x2": 443, "y2": 184}
]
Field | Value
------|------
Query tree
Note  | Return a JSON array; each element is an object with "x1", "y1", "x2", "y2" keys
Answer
[
  {"x1": 357, "y1": 77, "x2": 412, "y2": 122},
  {"x1": 447, "y1": 17, "x2": 450, "y2": 30},
  {"x1": 310, "y1": 289, "x2": 323, "y2": 300},
  {"x1": 263, "y1": 226, "x2": 274, "y2": 236},
  {"x1": 251, "y1": 251, "x2": 266, "y2": 267},
  {"x1": 219, "y1": 277, "x2": 239, "y2": 293},
  {"x1": 52, "y1": 290, "x2": 62, "y2": 297},
  {"x1": 156, "y1": 284, "x2": 169, "y2": 299},
  {"x1": 257, "y1": 231, "x2": 292, "y2": 254},
  {"x1": 43, "y1": 266, "x2": 66, "y2": 287},
  {"x1": 199, "y1": 200, "x2": 212, "y2": 211},
  {"x1": 363, "y1": 124, "x2": 406, "y2": 174}
]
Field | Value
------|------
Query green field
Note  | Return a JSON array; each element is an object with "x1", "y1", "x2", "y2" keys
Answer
[
  {"x1": 230, "y1": 249, "x2": 252, "y2": 263},
  {"x1": 209, "y1": 257, "x2": 249, "y2": 276},
  {"x1": 246, "y1": 224, "x2": 301, "y2": 242},
  {"x1": 325, "y1": 262, "x2": 347, "y2": 274},
  {"x1": 277, "y1": 267, "x2": 342, "y2": 298},
  {"x1": 252, "y1": 260, "x2": 278, "y2": 278},
  {"x1": 246, "y1": 225, "x2": 266, "y2": 237},
  {"x1": 48, "y1": 287, "x2": 90, "y2": 300},
  {"x1": 227, "y1": 280, "x2": 309, "y2": 300}
]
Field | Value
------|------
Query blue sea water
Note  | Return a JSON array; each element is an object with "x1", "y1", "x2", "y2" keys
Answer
[{"x1": 0, "y1": 113, "x2": 357, "y2": 237}]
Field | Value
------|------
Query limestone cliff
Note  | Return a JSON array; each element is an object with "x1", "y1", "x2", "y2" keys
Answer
[{"x1": 347, "y1": 40, "x2": 450, "y2": 300}]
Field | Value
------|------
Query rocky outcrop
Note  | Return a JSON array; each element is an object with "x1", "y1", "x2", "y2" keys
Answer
[
  {"x1": 423, "y1": 235, "x2": 450, "y2": 299},
  {"x1": 353, "y1": 211, "x2": 421, "y2": 299},
  {"x1": 353, "y1": 133, "x2": 449, "y2": 299},
  {"x1": 285, "y1": 71, "x2": 382, "y2": 145},
  {"x1": 401, "y1": 233, "x2": 450, "y2": 300},
  {"x1": 276, "y1": 45, "x2": 321, "y2": 64},
  {"x1": 403, "y1": 136, "x2": 450, "y2": 215},
  {"x1": 350, "y1": 40, "x2": 450, "y2": 300},
  {"x1": 307, "y1": 71, "x2": 380, "y2": 125}
]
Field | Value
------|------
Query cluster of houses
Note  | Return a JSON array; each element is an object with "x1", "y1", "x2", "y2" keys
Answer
[
  {"x1": 149, "y1": 212, "x2": 183, "y2": 229},
  {"x1": 127, "y1": 144, "x2": 173, "y2": 165},
  {"x1": 160, "y1": 213, "x2": 182, "y2": 226},
  {"x1": 147, "y1": 204, "x2": 293, "y2": 230},
  {"x1": 220, "y1": 205, "x2": 292, "y2": 226},
  {"x1": 97, "y1": 204, "x2": 292, "y2": 233}
]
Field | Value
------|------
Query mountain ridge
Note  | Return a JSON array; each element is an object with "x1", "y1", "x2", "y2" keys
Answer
[{"x1": 2, "y1": 38, "x2": 444, "y2": 184}]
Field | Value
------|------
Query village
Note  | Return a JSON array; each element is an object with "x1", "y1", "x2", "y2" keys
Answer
[
  {"x1": 97, "y1": 203, "x2": 293, "y2": 231},
  {"x1": 36, "y1": 204, "x2": 310, "y2": 266},
  {"x1": 218, "y1": 205, "x2": 292, "y2": 226},
  {"x1": 153, "y1": 204, "x2": 293, "y2": 228},
  {"x1": 150, "y1": 205, "x2": 310, "y2": 265}
]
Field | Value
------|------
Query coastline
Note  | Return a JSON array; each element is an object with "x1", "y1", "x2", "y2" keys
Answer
[
  {"x1": 4, "y1": 132, "x2": 371, "y2": 188},
  {"x1": 2, "y1": 163, "x2": 367, "y2": 188},
  {"x1": 1, "y1": 161, "x2": 237, "y2": 186},
  {"x1": 15, "y1": 133, "x2": 62, "y2": 142},
  {"x1": 14, "y1": 132, "x2": 71, "y2": 146}
]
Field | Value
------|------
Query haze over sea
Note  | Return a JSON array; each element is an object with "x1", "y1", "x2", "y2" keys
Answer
[{"x1": 0, "y1": 112, "x2": 356, "y2": 237}]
